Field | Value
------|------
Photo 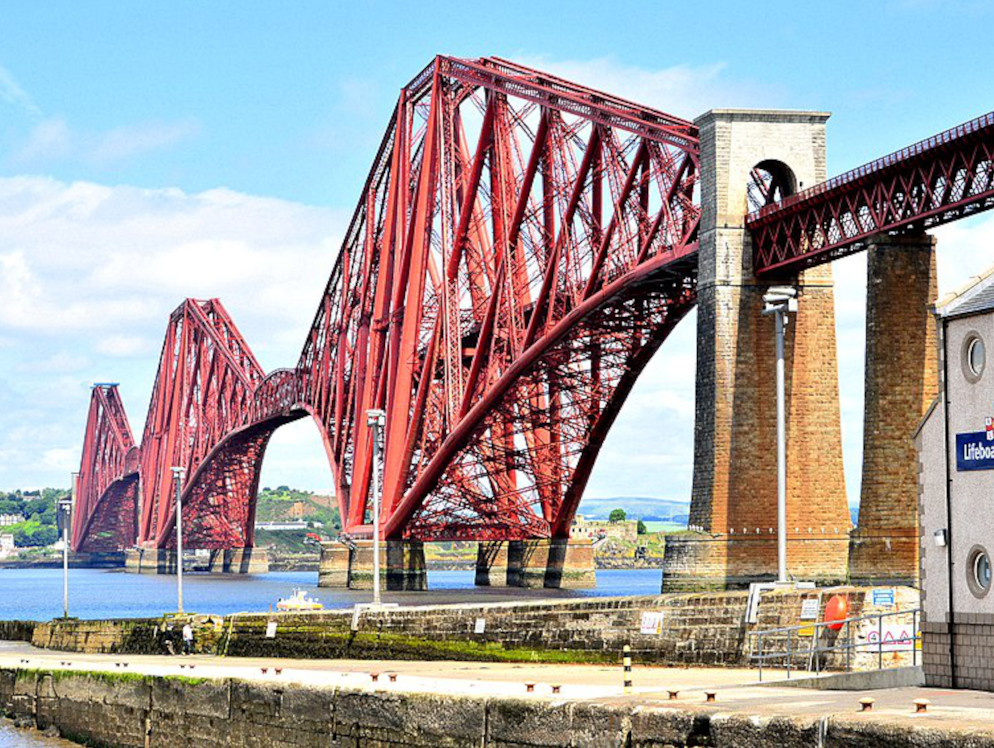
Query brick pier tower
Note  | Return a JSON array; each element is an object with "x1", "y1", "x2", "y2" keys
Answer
[
  {"x1": 848, "y1": 233, "x2": 937, "y2": 585},
  {"x1": 662, "y1": 110, "x2": 852, "y2": 591}
]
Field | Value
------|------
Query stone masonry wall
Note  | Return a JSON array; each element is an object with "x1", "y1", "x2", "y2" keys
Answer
[
  {"x1": 671, "y1": 109, "x2": 850, "y2": 590},
  {"x1": 1, "y1": 667, "x2": 982, "y2": 748},
  {"x1": 850, "y1": 233, "x2": 938, "y2": 587}
]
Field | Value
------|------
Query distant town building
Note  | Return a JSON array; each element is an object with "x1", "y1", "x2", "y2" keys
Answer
[
  {"x1": 917, "y1": 268, "x2": 994, "y2": 691},
  {"x1": 256, "y1": 520, "x2": 313, "y2": 531},
  {"x1": 570, "y1": 514, "x2": 638, "y2": 542},
  {"x1": 0, "y1": 514, "x2": 22, "y2": 527},
  {"x1": 0, "y1": 533, "x2": 15, "y2": 558}
]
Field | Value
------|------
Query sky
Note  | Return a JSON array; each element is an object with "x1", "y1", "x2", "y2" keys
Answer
[{"x1": 2, "y1": 0, "x2": 994, "y2": 513}]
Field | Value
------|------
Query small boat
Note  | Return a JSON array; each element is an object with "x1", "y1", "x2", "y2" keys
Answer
[{"x1": 276, "y1": 588, "x2": 324, "y2": 611}]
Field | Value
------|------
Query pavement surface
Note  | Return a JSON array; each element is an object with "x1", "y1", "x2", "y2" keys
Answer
[{"x1": 3, "y1": 640, "x2": 993, "y2": 734}]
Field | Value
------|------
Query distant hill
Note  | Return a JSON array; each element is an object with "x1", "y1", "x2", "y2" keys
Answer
[{"x1": 578, "y1": 496, "x2": 689, "y2": 524}]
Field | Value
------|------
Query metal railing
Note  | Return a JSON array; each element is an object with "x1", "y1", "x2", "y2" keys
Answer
[{"x1": 749, "y1": 607, "x2": 921, "y2": 682}]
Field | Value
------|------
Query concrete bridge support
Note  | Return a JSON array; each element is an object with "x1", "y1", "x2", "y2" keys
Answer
[
  {"x1": 848, "y1": 232, "x2": 937, "y2": 586},
  {"x1": 318, "y1": 540, "x2": 427, "y2": 590},
  {"x1": 475, "y1": 539, "x2": 596, "y2": 588},
  {"x1": 123, "y1": 547, "x2": 268, "y2": 574},
  {"x1": 663, "y1": 109, "x2": 851, "y2": 591}
]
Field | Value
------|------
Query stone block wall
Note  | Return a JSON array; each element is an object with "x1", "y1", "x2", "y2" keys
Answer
[
  {"x1": 671, "y1": 109, "x2": 850, "y2": 591},
  {"x1": 2, "y1": 666, "x2": 983, "y2": 748},
  {"x1": 922, "y1": 616, "x2": 994, "y2": 691},
  {"x1": 850, "y1": 233, "x2": 938, "y2": 586}
]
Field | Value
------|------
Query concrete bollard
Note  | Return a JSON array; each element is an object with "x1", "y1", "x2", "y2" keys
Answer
[{"x1": 622, "y1": 645, "x2": 632, "y2": 693}]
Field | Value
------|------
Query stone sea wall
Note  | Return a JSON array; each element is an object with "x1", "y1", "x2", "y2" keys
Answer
[
  {"x1": 18, "y1": 586, "x2": 919, "y2": 672},
  {"x1": 0, "y1": 667, "x2": 984, "y2": 748}
]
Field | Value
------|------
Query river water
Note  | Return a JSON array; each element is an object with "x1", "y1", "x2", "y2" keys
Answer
[
  {"x1": 0, "y1": 567, "x2": 663, "y2": 621},
  {"x1": 0, "y1": 567, "x2": 662, "y2": 746}
]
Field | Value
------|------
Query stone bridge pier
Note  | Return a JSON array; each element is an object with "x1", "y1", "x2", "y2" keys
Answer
[{"x1": 662, "y1": 109, "x2": 851, "y2": 590}]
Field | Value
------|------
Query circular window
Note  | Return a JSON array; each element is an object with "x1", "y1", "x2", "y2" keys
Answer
[
  {"x1": 966, "y1": 545, "x2": 992, "y2": 598},
  {"x1": 962, "y1": 333, "x2": 986, "y2": 382}
]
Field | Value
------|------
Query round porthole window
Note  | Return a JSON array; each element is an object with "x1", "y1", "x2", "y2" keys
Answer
[
  {"x1": 966, "y1": 545, "x2": 992, "y2": 598},
  {"x1": 963, "y1": 334, "x2": 986, "y2": 382}
]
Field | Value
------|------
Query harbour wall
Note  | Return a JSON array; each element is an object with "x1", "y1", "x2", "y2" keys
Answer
[
  {"x1": 0, "y1": 667, "x2": 982, "y2": 748},
  {"x1": 23, "y1": 586, "x2": 917, "y2": 670}
]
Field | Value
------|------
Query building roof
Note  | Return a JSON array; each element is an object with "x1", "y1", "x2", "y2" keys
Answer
[{"x1": 936, "y1": 264, "x2": 994, "y2": 319}]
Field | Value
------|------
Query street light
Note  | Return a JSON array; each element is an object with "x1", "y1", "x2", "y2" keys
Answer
[
  {"x1": 367, "y1": 409, "x2": 386, "y2": 606},
  {"x1": 171, "y1": 466, "x2": 186, "y2": 614},
  {"x1": 61, "y1": 473, "x2": 77, "y2": 619},
  {"x1": 761, "y1": 286, "x2": 797, "y2": 584}
]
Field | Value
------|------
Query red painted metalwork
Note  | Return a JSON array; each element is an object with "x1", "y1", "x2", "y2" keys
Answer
[
  {"x1": 72, "y1": 385, "x2": 140, "y2": 552},
  {"x1": 749, "y1": 110, "x2": 994, "y2": 275},
  {"x1": 77, "y1": 55, "x2": 703, "y2": 549}
]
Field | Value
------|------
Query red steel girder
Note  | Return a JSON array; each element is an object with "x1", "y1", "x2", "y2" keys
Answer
[
  {"x1": 749, "y1": 110, "x2": 994, "y2": 275},
  {"x1": 297, "y1": 56, "x2": 700, "y2": 541},
  {"x1": 72, "y1": 384, "x2": 140, "y2": 552},
  {"x1": 78, "y1": 56, "x2": 701, "y2": 549}
]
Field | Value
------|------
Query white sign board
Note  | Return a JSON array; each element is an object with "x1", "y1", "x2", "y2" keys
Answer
[
  {"x1": 800, "y1": 598, "x2": 820, "y2": 621},
  {"x1": 266, "y1": 621, "x2": 278, "y2": 639},
  {"x1": 640, "y1": 611, "x2": 664, "y2": 635},
  {"x1": 474, "y1": 617, "x2": 486, "y2": 634},
  {"x1": 865, "y1": 624, "x2": 915, "y2": 651}
]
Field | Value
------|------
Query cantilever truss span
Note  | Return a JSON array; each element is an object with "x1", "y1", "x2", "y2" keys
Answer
[{"x1": 73, "y1": 55, "x2": 701, "y2": 550}]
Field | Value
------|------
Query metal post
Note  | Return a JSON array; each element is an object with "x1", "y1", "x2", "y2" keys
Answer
[
  {"x1": 367, "y1": 409, "x2": 385, "y2": 607},
  {"x1": 774, "y1": 308, "x2": 787, "y2": 583},
  {"x1": 172, "y1": 467, "x2": 185, "y2": 614},
  {"x1": 787, "y1": 628, "x2": 793, "y2": 679},
  {"x1": 762, "y1": 287, "x2": 796, "y2": 585},
  {"x1": 62, "y1": 474, "x2": 75, "y2": 619},
  {"x1": 878, "y1": 614, "x2": 883, "y2": 670}
]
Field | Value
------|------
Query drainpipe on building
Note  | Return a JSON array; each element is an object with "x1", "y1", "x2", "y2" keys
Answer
[{"x1": 940, "y1": 316, "x2": 957, "y2": 688}]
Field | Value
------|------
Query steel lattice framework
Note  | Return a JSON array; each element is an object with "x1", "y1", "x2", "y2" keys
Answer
[
  {"x1": 73, "y1": 56, "x2": 994, "y2": 553},
  {"x1": 71, "y1": 385, "x2": 140, "y2": 552},
  {"x1": 749, "y1": 110, "x2": 994, "y2": 275}
]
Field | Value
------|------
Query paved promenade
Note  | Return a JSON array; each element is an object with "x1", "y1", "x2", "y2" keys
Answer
[{"x1": 3, "y1": 640, "x2": 994, "y2": 737}]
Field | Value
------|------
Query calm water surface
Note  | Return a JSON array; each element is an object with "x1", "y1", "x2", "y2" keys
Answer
[{"x1": 0, "y1": 568, "x2": 662, "y2": 621}]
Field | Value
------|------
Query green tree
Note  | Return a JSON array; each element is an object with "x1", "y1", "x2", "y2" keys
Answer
[
  {"x1": 608, "y1": 508, "x2": 626, "y2": 523},
  {"x1": 637, "y1": 519, "x2": 647, "y2": 535}
]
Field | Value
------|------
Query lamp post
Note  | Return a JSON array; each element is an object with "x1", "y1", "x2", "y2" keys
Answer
[
  {"x1": 761, "y1": 286, "x2": 797, "y2": 584},
  {"x1": 61, "y1": 474, "x2": 76, "y2": 619},
  {"x1": 171, "y1": 466, "x2": 186, "y2": 614},
  {"x1": 367, "y1": 409, "x2": 386, "y2": 606}
]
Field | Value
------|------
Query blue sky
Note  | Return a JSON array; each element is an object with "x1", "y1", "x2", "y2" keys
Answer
[{"x1": 2, "y1": 0, "x2": 994, "y2": 511}]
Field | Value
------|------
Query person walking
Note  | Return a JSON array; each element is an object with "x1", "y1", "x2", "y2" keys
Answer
[{"x1": 182, "y1": 622, "x2": 194, "y2": 655}]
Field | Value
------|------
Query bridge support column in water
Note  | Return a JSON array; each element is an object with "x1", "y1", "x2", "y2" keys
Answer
[
  {"x1": 663, "y1": 109, "x2": 850, "y2": 591},
  {"x1": 849, "y1": 232, "x2": 937, "y2": 586},
  {"x1": 318, "y1": 540, "x2": 427, "y2": 590},
  {"x1": 474, "y1": 539, "x2": 595, "y2": 589},
  {"x1": 123, "y1": 547, "x2": 268, "y2": 574}
]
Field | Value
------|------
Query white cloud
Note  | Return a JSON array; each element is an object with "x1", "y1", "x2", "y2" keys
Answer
[
  {"x1": 515, "y1": 56, "x2": 781, "y2": 120},
  {"x1": 95, "y1": 335, "x2": 149, "y2": 357},
  {"x1": 0, "y1": 176, "x2": 347, "y2": 489},
  {"x1": 0, "y1": 63, "x2": 40, "y2": 117},
  {"x1": 13, "y1": 117, "x2": 72, "y2": 163},
  {"x1": 88, "y1": 119, "x2": 200, "y2": 164}
]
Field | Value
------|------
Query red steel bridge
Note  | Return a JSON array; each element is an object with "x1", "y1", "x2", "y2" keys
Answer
[{"x1": 72, "y1": 56, "x2": 994, "y2": 553}]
